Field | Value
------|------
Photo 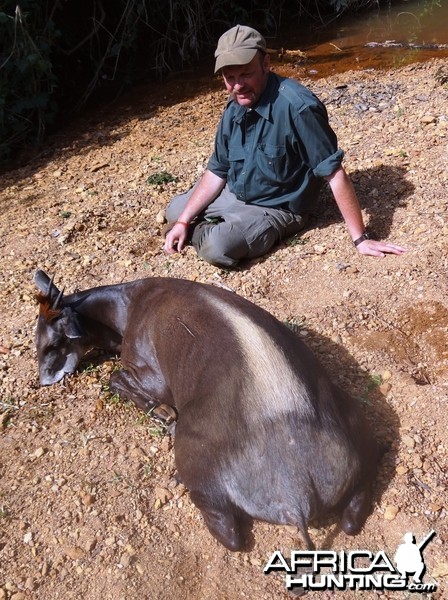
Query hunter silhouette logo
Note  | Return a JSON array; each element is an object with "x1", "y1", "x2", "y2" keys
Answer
[
  {"x1": 394, "y1": 530, "x2": 436, "y2": 584},
  {"x1": 264, "y1": 529, "x2": 438, "y2": 593}
]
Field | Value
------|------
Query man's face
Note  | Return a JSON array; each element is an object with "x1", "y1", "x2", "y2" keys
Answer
[{"x1": 222, "y1": 53, "x2": 270, "y2": 108}]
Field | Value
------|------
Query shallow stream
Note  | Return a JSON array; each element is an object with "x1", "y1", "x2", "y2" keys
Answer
[{"x1": 277, "y1": 0, "x2": 448, "y2": 77}]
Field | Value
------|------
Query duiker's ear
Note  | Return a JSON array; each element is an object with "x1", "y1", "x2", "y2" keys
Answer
[
  {"x1": 34, "y1": 270, "x2": 62, "y2": 303},
  {"x1": 61, "y1": 308, "x2": 84, "y2": 340}
]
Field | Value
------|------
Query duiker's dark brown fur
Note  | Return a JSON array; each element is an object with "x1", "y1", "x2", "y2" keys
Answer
[{"x1": 34, "y1": 270, "x2": 379, "y2": 551}]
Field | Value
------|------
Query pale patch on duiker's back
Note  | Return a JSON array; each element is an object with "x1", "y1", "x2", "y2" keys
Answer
[{"x1": 204, "y1": 293, "x2": 313, "y2": 420}]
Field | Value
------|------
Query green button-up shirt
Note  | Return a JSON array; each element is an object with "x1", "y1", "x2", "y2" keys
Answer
[{"x1": 207, "y1": 72, "x2": 344, "y2": 213}]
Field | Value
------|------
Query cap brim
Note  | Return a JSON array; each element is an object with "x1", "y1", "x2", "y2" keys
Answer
[{"x1": 214, "y1": 48, "x2": 259, "y2": 73}]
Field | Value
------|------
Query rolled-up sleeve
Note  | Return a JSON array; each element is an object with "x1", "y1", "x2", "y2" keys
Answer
[
  {"x1": 294, "y1": 105, "x2": 344, "y2": 178},
  {"x1": 313, "y1": 148, "x2": 345, "y2": 178}
]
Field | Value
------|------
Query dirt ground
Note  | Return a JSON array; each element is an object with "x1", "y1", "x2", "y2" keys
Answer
[{"x1": 0, "y1": 56, "x2": 447, "y2": 600}]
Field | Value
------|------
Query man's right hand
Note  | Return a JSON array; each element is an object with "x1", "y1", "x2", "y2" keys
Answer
[{"x1": 164, "y1": 221, "x2": 189, "y2": 254}]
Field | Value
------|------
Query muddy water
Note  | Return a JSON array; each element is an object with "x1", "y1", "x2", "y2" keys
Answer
[{"x1": 276, "y1": 0, "x2": 448, "y2": 77}]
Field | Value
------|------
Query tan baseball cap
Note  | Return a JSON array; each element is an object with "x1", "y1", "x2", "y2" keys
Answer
[{"x1": 214, "y1": 25, "x2": 266, "y2": 73}]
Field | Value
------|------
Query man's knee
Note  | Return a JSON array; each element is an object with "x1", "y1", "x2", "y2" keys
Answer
[
  {"x1": 192, "y1": 222, "x2": 249, "y2": 268},
  {"x1": 165, "y1": 190, "x2": 192, "y2": 223}
]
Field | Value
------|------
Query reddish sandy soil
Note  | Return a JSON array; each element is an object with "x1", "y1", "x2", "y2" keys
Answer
[{"x1": 0, "y1": 57, "x2": 447, "y2": 599}]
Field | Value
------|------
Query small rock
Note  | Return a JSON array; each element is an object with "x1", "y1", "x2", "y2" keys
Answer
[
  {"x1": 421, "y1": 115, "x2": 436, "y2": 124},
  {"x1": 382, "y1": 370, "x2": 392, "y2": 381},
  {"x1": 11, "y1": 593, "x2": 25, "y2": 600},
  {"x1": 379, "y1": 382, "x2": 392, "y2": 395},
  {"x1": 120, "y1": 552, "x2": 133, "y2": 568},
  {"x1": 90, "y1": 162, "x2": 109, "y2": 173},
  {"x1": 402, "y1": 435, "x2": 415, "y2": 449},
  {"x1": 432, "y1": 562, "x2": 448, "y2": 577},
  {"x1": 148, "y1": 445, "x2": 158, "y2": 457},
  {"x1": 160, "y1": 436, "x2": 171, "y2": 452},
  {"x1": 0, "y1": 589, "x2": 6, "y2": 600},
  {"x1": 33, "y1": 447, "x2": 46, "y2": 458},
  {"x1": 383, "y1": 506, "x2": 399, "y2": 520},
  {"x1": 82, "y1": 494, "x2": 96, "y2": 506},
  {"x1": 345, "y1": 266, "x2": 359, "y2": 275},
  {"x1": 396, "y1": 465, "x2": 408, "y2": 475},
  {"x1": 156, "y1": 210, "x2": 166, "y2": 224},
  {"x1": 154, "y1": 487, "x2": 173, "y2": 505},
  {"x1": 63, "y1": 546, "x2": 85, "y2": 560},
  {"x1": 23, "y1": 532, "x2": 33, "y2": 545},
  {"x1": 413, "y1": 456, "x2": 423, "y2": 468}
]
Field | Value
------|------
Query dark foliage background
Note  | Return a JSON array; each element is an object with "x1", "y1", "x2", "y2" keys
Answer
[{"x1": 0, "y1": 0, "x2": 375, "y2": 164}]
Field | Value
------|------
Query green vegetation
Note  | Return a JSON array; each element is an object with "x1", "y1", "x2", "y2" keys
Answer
[
  {"x1": 146, "y1": 171, "x2": 178, "y2": 185},
  {"x1": 284, "y1": 315, "x2": 306, "y2": 333},
  {"x1": 357, "y1": 373, "x2": 383, "y2": 404},
  {"x1": 286, "y1": 234, "x2": 309, "y2": 247}
]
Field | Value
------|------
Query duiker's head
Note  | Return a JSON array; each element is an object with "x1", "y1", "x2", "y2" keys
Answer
[{"x1": 34, "y1": 270, "x2": 88, "y2": 385}]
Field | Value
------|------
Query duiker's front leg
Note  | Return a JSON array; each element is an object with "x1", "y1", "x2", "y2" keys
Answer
[{"x1": 109, "y1": 368, "x2": 176, "y2": 422}]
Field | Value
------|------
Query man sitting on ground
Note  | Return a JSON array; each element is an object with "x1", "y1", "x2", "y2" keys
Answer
[{"x1": 164, "y1": 25, "x2": 406, "y2": 267}]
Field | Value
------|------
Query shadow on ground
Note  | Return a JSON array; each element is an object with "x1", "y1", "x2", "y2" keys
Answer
[{"x1": 312, "y1": 164, "x2": 414, "y2": 240}]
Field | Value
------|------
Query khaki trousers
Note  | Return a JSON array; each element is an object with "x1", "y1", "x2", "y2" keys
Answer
[{"x1": 166, "y1": 184, "x2": 307, "y2": 267}]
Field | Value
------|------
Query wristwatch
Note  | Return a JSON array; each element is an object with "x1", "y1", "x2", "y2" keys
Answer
[{"x1": 353, "y1": 232, "x2": 370, "y2": 247}]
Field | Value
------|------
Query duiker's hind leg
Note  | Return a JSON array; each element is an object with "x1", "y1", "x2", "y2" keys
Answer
[
  {"x1": 109, "y1": 368, "x2": 176, "y2": 422},
  {"x1": 189, "y1": 489, "x2": 251, "y2": 552},
  {"x1": 341, "y1": 488, "x2": 372, "y2": 535}
]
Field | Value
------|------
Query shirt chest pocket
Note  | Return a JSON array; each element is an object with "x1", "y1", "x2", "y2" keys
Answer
[{"x1": 256, "y1": 143, "x2": 288, "y2": 184}]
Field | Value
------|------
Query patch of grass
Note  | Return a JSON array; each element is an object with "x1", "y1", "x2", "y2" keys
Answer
[
  {"x1": 146, "y1": 171, "x2": 177, "y2": 186},
  {"x1": 163, "y1": 260, "x2": 174, "y2": 273},
  {"x1": 357, "y1": 373, "x2": 383, "y2": 404},
  {"x1": 80, "y1": 363, "x2": 101, "y2": 374},
  {"x1": 135, "y1": 411, "x2": 168, "y2": 437},
  {"x1": 142, "y1": 461, "x2": 155, "y2": 477},
  {"x1": 104, "y1": 392, "x2": 125, "y2": 407},
  {"x1": 284, "y1": 316, "x2": 306, "y2": 333},
  {"x1": 286, "y1": 235, "x2": 308, "y2": 247},
  {"x1": 1, "y1": 397, "x2": 20, "y2": 410}
]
